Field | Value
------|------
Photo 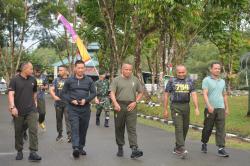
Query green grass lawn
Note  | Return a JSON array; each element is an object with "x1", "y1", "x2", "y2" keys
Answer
[
  {"x1": 137, "y1": 118, "x2": 250, "y2": 150},
  {"x1": 137, "y1": 95, "x2": 250, "y2": 136}
]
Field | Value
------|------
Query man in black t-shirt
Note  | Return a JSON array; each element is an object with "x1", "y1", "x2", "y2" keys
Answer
[
  {"x1": 50, "y1": 65, "x2": 71, "y2": 142},
  {"x1": 163, "y1": 65, "x2": 199, "y2": 157},
  {"x1": 8, "y1": 62, "x2": 42, "y2": 161}
]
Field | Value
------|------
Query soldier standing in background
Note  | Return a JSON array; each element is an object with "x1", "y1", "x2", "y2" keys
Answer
[{"x1": 95, "y1": 72, "x2": 111, "y2": 127}]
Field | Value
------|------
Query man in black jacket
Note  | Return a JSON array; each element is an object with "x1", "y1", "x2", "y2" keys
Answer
[{"x1": 62, "y1": 60, "x2": 96, "y2": 158}]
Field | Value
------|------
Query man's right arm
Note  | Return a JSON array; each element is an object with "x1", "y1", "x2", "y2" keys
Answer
[
  {"x1": 202, "y1": 79, "x2": 214, "y2": 113},
  {"x1": 49, "y1": 86, "x2": 60, "y2": 101},
  {"x1": 8, "y1": 79, "x2": 18, "y2": 117},
  {"x1": 163, "y1": 92, "x2": 170, "y2": 119},
  {"x1": 110, "y1": 79, "x2": 121, "y2": 112},
  {"x1": 49, "y1": 79, "x2": 60, "y2": 101},
  {"x1": 110, "y1": 91, "x2": 121, "y2": 112},
  {"x1": 8, "y1": 91, "x2": 15, "y2": 111}
]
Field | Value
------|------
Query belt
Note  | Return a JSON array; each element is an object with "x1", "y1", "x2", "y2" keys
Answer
[
  {"x1": 171, "y1": 101, "x2": 189, "y2": 104},
  {"x1": 117, "y1": 100, "x2": 133, "y2": 104}
]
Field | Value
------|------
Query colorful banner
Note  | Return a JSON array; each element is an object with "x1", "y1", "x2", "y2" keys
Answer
[
  {"x1": 76, "y1": 36, "x2": 91, "y2": 62},
  {"x1": 57, "y1": 13, "x2": 91, "y2": 62}
]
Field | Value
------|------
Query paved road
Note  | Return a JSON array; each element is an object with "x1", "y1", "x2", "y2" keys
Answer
[{"x1": 0, "y1": 95, "x2": 250, "y2": 166}]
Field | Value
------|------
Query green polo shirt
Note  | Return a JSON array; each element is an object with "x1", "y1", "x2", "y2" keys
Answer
[
  {"x1": 110, "y1": 75, "x2": 143, "y2": 102},
  {"x1": 202, "y1": 76, "x2": 226, "y2": 109}
]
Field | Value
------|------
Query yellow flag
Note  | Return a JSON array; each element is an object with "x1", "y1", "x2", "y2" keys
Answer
[{"x1": 76, "y1": 36, "x2": 91, "y2": 62}]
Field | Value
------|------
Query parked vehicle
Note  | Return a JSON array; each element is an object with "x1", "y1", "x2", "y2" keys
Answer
[{"x1": 0, "y1": 82, "x2": 7, "y2": 94}]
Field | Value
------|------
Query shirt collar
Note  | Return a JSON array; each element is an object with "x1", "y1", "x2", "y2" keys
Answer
[
  {"x1": 19, "y1": 74, "x2": 30, "y2": 80},
  {"x1": 209, "y1": 75, "x2": 221, "y2": 80}
]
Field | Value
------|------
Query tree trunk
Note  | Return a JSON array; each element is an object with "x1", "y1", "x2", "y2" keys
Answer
[
  {"x1": 134, "y1": 33, "x2": 144, "y2": 82},
  {"x1": 160, "y1": 31, "x2": 167, "y2": 75},
  {"x1": 98, "y1": 0, "x2": 120, "y2": 70}
]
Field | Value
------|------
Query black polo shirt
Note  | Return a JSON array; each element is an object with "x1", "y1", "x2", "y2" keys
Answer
[{"x1": 8, "y1": 74, "x2": 37, "y2": 115}]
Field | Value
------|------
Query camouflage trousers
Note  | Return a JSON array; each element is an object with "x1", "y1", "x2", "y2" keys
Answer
[{"x1": 96, "y1": 97, "x2": 111, "y2": 119}]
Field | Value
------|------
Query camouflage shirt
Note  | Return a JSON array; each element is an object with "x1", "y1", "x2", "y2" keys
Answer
[
  {"x1": 95, "y1": 79, "x2": 111, "y2": 110},
  {"x1": 96, "y1": 79, "x2": 110, "y2": 98}
]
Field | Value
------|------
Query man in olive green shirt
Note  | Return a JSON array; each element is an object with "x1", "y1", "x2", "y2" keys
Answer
[{"x1": 110, "y1": 63, "x2": 144, "y2": 159}]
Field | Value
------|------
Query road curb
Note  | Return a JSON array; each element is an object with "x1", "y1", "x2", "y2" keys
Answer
[{"x1": 137, "y1": 113, "x2": 250, "y2": 143}]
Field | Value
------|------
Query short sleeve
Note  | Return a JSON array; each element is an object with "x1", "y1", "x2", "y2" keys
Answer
[
  {"x1": 52, "y1": 79, "x2": 57, "y2": 88},
  {"x1": 110, "y1": 78, "x2": 118, "y2": 93},
  {"x1": 189, "y1": 80, "x2": 195, "y2": 92},
  {"x1": 165, "y1": 79, "x2": 173, "y2": 93},
  {"x1": 136, "y1": 78, "x2": 143, "y2": 93},
  {"x1": 223, "y1": 80, "x2": 227, "y2": 93},
  {"x1": 43, "y1": 76, "x2": 49, "y2": 85},
  {"x1": 8, "y1": 78, "x2": 16, "y2": 92},
  {"x1": 202, "y1": 78, "x2": 209, "y2": 90},
  {"x1": 33, "y1": 79, "x2": 37, "y2": 92}
]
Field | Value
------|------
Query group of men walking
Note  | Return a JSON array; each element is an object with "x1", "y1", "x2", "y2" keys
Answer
[
  {"x1": 163, "y1": 62, "x2": 229, "y2": 157},
  {"x1": 7, "y1": 60, "x2": 229, "y2": 162}
]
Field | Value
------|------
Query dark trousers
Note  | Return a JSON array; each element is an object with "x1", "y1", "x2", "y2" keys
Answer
[
  {"x1": 96, "y1": 108, "x2": 110, "y2": 120},
  {"x1": 96, "y1": 97, "x2": 110, "y2": 120},
  {"x1": 55, "y1": 104, "x2": 71, "y2": 136},
  {"x1": 37, "y1": 99, "x2": 46, "y2": 124},
  {"x1": 114, "y1": 102, "x2": 138, "y2": 148},
  {"x1": 201, "y1": 108, "x2": 225, "y2": 147},
  {"x1": 14, "y1": 112, "x2": 38, "y2": 152},
  {"x1": 170, "y1": 103, "x2": 190, "y2": 148},
  {"x1": 68, "y1": 108, "x2": 91, "y2": 150}
]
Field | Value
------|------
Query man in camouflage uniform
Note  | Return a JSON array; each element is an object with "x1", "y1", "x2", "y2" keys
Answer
[{"x1": 95, "y1": 72, "x2": 111, "y2": 127}]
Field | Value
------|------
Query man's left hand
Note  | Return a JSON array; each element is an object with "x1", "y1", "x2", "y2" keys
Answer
[
  {"x1": 79, "y1": 99, "x2": 86, "y2": 106},
  {"x1": 225, "y1": 108, "x2": 229, "y2": 116},
  {"x1": 195, "y1": 108, "x2": 200, "y2": 116},
  {"x1": 127, "y1": 102, "x2": 136, "y2": 112}
]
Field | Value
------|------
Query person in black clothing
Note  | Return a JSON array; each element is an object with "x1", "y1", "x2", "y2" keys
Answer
[
  {"x1": 62, "y1": 60, "x2": 96, "y2": 158},
  {"x1": 50, "y1": 65, "x2": 71, "y2": 142},
  {"x1": 163, "y1": 65, "x2": 199, "y2": 157},
  {"x1": 34, "y1": 66, "x2": 49, "y2": 131},
  {"x1": 8, "y1": 62, "x2": 42, "y2": 161}
]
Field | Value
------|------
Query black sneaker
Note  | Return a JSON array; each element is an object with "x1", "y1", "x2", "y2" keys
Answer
[
  {"x1": 23, "y1": 132, "x2": 28, "y2": 141},
  {"x1": 173, "y1": 147, "x2": 188, "y2": 155},
  {"x1": 116, "y1": 146, "x2": 123, "y2": 157},
  {"x1": 28, "y1": 152, "x2": 42, "y2": 161},
  {"x1": 73, "y1": 148, "x2": 80, "y2": 158},
  {"x1": 201, "y1": 143, "x2": 207, "y2": 153},
  {"x1": 79, "y1": 149, "x2": 87, "y2": 155},
  {"x1": 56, "y1": 134, "x2": 63, "y2": 142},
  {"x1": 131, "y1": 147, "x2": 143, "y2": 159},
  {"x1": 16, "y1": 151, "x2": 23, "y2": 160},
  {"x1": 104, "y1": 119, "x2": 109, "y2": 127},
  {"x1": 96, "y1": 117, "x2": 100, "y2": 126},
  {"x1": 218, "y1": 148, "x2": 229, "y2": 157}
]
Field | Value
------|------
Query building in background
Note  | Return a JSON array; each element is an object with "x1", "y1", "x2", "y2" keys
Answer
[{"x1": 52, "y1": 42, "x2": 99, "y2": 81}]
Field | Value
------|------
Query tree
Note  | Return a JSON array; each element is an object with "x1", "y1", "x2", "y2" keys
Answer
[
  {"x1": 202, "y1": 0, "x2": 250, "y2": 89},
  {"x1": 0, "y1": 0, "x2": 31, "y2": 82}
]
